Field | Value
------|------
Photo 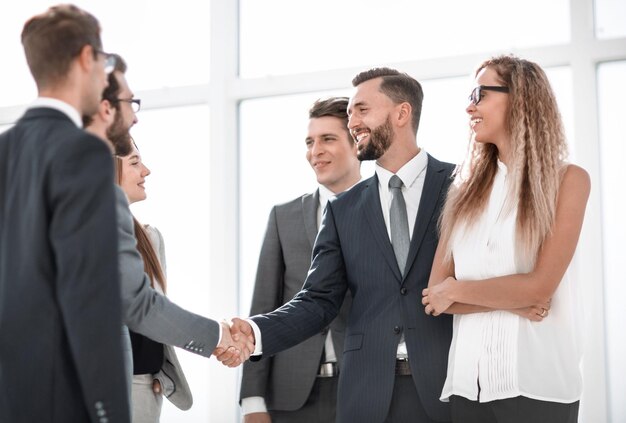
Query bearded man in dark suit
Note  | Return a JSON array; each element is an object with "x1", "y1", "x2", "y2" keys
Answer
[{"x1": 231, "y1": 68, "x2": 455, "y2": 423}]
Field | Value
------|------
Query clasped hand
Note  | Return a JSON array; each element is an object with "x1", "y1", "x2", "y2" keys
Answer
[
  {"x1": 212, "y1": 318, "x2": 256, "y2": 367},
  {"x1": 422, "y1": 276, "x2": 455, "y2": 316}
]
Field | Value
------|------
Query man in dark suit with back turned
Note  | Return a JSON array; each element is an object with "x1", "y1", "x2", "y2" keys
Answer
[
  {"x1": 240, "y1": 97, "x2": 361, "y2": 422},
  {"x1": 231, "y1": 68, "x2": 455, "y2": 423},
  {"x1": 0, "y1": 5, "x2": 129, "y2": 422}
]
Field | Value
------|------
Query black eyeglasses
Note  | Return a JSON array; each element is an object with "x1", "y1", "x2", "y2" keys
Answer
[
  {"x1": 95, "y1": 49, "x2": 116, "y2": 74},
  {"x1": 112, "y1": 98, "x2": 141, "y2": 113},
  {"x1": 469, "y1": 85, "x2": 509, "y2": 105}
]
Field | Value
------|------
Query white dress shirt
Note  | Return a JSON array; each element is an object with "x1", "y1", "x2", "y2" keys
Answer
[{"x1": 375, "y1": 149, "x2": 428, "y2": 358}]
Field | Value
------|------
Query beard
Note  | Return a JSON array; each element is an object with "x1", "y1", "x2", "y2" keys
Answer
[
  {"x1": 107, "y1": 111, "x2": 132, "y2": 156},
  {"x1": 357, "y1": 115, "x2": 394, "y2": 161}
]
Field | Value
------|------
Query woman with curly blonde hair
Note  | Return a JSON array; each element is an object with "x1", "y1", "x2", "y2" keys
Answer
[{"x1": 422, "y1": 55, "x2": 589, "y2": 422}]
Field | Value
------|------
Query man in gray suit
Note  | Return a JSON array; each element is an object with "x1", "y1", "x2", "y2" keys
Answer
[
  {"x1": 240, "y1": 97, "x2": 361, "y2": 422},
  {"x1": 230, "y1": 68, "x2": 454, "y2": 423},
  {"x1": 84, "y1": 54, "x2": 251, "y2": 380}
]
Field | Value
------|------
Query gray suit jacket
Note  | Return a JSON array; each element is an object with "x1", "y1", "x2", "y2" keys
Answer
[
  {"x1": 251, "y1": 155, "x2": 454, "y2": 423},
  {"x1": 114, "y1": 186, "x2": 220, "y2": 373},
  {"x1": 136, "y1": 226, "x2": 193, "y2": 410},
  {"x1": 240, "y1": 191, "x2": 350, "y2": 411}
]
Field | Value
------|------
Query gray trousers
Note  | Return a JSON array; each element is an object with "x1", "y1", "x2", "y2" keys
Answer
[{"x1": 131, "y1": 374, "x2": 163, "y2": 423}]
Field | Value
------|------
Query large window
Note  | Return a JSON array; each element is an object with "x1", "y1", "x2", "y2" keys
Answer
[
  {"x1": 598, "y1": 60, "x2": 626, "y2": 423},
  {"x1": 0, "y1": 0, "x2": 211, "y2": 107},
  {"x1": 595, "y1": 0, "x2": 626, "y2": 39},
  {"x1": 239, "y1": 0, "x2": 570, "y2": 78},
  {"x1": 129, "y1": 105, "x2": 213, "y2": 422}
]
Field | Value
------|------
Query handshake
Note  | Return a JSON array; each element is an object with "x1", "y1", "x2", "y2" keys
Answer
[{"x1": 212, "y1": 318, "x2": 256, "y2": 367}]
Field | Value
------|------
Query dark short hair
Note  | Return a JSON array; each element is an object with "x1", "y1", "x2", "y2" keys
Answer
[
  {"x1": 21, "y1": 4, "x2": 102, "y2": 89},
  {"x1": 102, "y1": 54, "x2": 128, "y2": 108},
  {"x1": 82, "y1": 54, "x2": 127, "y2": 127},
  {"x1": 308, "y1": 97, "x2": 351, "y2": 141},
  {"x1": 352, "y1": 67, "x2": 423, "y2": 134}
]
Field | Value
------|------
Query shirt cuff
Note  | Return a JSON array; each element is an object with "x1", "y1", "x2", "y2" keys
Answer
[
  {"x1": 246, "y1": 318, "x2": 263, "y2": 355},
  {"x1": 241, "y1": 396, "x2": 268, "y2": 415},
  {"x1": 217, "y1": 320, "x2": 223, "y2": 346}
]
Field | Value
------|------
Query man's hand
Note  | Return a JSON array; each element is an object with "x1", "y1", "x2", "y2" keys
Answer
[
  {"x1": 244, "y1": 412, "x2": 271, "y2": 423},
  {"x1": 213, "y1": 321, "x2": 245, "y2": 367},
  {"x1": 230, "y1": 317, "x2": 255, "y2": 350},
  {"x1": 213, "y1": 319, "x2": 256, "y2": 367}
]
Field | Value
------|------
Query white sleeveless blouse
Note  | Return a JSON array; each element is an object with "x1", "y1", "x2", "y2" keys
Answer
[{"x1": 441, "y1": 161, "x2": 582, "y2": 404}]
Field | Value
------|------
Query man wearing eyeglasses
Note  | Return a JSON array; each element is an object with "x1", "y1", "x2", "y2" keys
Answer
[
  {"x1": 0, "y1": 5, "x2": 130, "y2": 423},
  {"x1": 83, "y1": 54, "x2": 140, "y2": 157},
  {"x1": 84, "y1": 53, "x2": 252, "y2": 411}
]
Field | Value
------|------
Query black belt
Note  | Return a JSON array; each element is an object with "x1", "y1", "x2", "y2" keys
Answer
[
  {"x1": 318, "y1": 362, "x2": 338, "y2": 378},
  {"x1": 395, "y1": 358, "x2": 411, "y2": 376}
]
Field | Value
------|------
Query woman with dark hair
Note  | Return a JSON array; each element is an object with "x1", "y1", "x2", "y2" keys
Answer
[
  {"x1": 423, "y1": 55, "x2": 589, "y2": 423},
  {"x1": 117, "y1": 141, "x2": 192, "y2": 423}
]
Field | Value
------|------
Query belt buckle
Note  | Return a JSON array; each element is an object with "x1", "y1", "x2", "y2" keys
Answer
[
  {"x1": 395, "y1": 358, "x2": 411, "y2": 376},
  {"x1": 318, "y1": 362, "x2": 337, "y2": 378}
]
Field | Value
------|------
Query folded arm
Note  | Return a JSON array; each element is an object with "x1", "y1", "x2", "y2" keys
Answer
[{"x1": 424, "y1": 166, "x2": 590, "y2": 315}]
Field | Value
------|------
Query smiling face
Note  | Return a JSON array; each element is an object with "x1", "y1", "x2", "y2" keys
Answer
[
  {"x1": 120, "y1": 142, "x2": 150, "y2": 204},
  {"x1": 305, "y1": 115, "x2": 360, "y2": 194},
  {"x1": 347, "y1": 77, "x2": 399, "y2": 162},
  {"x1": 466, "y1": 66, "x2": 510, "y2": 148}
]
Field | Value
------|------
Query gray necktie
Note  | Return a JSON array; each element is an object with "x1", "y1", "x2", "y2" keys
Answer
[{"x1": 389, "y1": 175, "x2": 410, "y2": 276}]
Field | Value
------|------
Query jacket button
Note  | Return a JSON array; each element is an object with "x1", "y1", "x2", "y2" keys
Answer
[
  {"x1": 393, "y1": 326, "x2": 401, "y2": 334},
  {"x1": 400, "y1": 287, "x2": 407, "y2": 295}
]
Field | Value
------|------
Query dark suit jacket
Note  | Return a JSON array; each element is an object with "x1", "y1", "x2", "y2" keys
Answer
[
  {"x1": 240, "y1": 191, "x2": 350, "y2": 411},
  {"x1": 251, "y1": 155, "x2": 454, "y2": 423},
  {"x1": 0, "y1": 108, "x2": 129, "y2": 422}
]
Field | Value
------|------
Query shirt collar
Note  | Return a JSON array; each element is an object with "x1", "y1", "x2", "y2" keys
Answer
[
  {"x1": 29, "y1": 97, "x2": 83, "y2": 128},
  {"x1": 376, "y1": 148, "x2": 428, "y2": 190},
  {"x1": 318, "y1": 177, "x2": 363, "y2": 209}
]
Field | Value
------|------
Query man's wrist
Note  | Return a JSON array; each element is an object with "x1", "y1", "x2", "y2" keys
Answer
[{"x1": 245, "y1": 318, "x2": 263, "y2": 355}]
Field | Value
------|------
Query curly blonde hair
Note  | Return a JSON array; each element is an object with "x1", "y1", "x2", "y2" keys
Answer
[{"x1": 439, "y1": 55, "x2": 568, "y2": 266}]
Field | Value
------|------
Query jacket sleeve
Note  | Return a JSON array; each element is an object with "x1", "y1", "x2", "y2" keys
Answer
[
  {"x1": 250, "y1": 201, "x2": 347, "y2": 359},
  {"x1": 115, "y1": 188, "x2": 220, "y2": 357}
]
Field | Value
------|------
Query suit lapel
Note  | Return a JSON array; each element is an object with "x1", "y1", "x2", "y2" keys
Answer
[
  {"x1": 363, "y1": 175, "x2": 403, "y2": 281},
  {"x1": 404, "y1": 154, "x2": 447, "y2": 280},
  {"x1": 302, "y1": 190, "x2": 319, "y2": 248}
]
